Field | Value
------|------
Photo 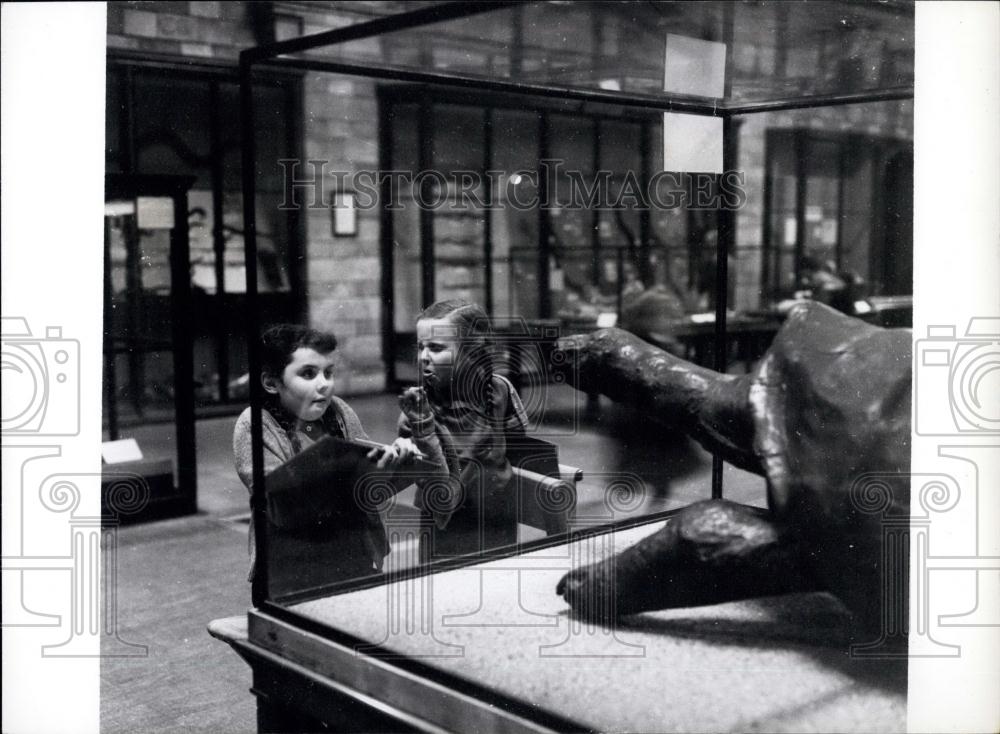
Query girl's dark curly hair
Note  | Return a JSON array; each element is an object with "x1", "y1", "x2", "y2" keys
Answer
[{"x1": 260, "y1": 323, "x2": 338, "y2": 379}]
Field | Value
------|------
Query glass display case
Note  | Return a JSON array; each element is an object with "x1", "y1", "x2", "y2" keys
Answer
[
  {"x1": 103, "y1": 173, "x2": 198, "y2": 523},
  {"x1": 105, "y1": 61, "x2": 306, "y2": 412},
  {"x1": 217, "y1": 3, "x2": 914, "y2": 730},
  {"x1": 241, "y1": 0, "x2": 913, "y2": 605}
]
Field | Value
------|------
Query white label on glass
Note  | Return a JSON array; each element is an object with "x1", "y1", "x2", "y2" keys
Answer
[
  {"x1": 136, "y1": 196, "x2": 174, "y2": 229},
  {"x1": 663, "y1": 113, "x2": 723, "y2": 173},
  {"x1": 664, "y1": 34, "x2": 726, "y2": 98}
]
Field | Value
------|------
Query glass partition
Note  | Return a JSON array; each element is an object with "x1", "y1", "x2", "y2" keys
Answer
[
  {"x1": 740, "y1": 100, "x2": 914, "y2": 311},
  {"x1": 106, "y1": 62, "x2": 304, "y2": 411},
  {"x1": 102, "y1": 176, "x2": 198, "y2": 523},
  {"x1": 284, "y1": 1, "x2": 913, "y2": 107},
  {"x1": 242, "y1": 1, "x2": 913, "y2": 605}
]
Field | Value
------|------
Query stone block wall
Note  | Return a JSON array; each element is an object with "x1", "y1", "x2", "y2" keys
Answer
[
  {"x1": 108, "y1": 1, "x2": 391, "y2": 394},
  {"x1": 299, "y1": 68, "x2": 384, "y2": 394}
]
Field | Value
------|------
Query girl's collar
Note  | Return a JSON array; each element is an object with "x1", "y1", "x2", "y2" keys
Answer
[
  {"x1": 264, "y1": 396, "x2": 301, "y2": 433},
  {"x1": 266, "y1": 395, "x2": 343, "y2": 437}
]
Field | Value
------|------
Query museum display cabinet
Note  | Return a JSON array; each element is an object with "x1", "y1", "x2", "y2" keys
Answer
[
  {"x1": 210, "y1": 2, "x2": 914, "y2": 730},
  {"x1": 105, "y1": 60, "x2": 307, "y2": 413},
  {"x1": 103, "y1": 173, "x2": 199, "y2": 523}
]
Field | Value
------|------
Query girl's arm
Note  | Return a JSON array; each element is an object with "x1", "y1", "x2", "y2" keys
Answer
[
  {"x1": 232, "y1": 408, "x2": 291, "y2": 492},
  {"x1": 334, "y1": 388, "x2": 460, "y2": 512},
  {"x1": 397, "y1": 388, "x2": 462, "y2": 528},
  {"x1": 493, "y1": 374, "x2": 529, "y2": 436}
]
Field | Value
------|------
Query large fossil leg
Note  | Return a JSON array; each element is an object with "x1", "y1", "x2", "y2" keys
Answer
[
  {"x1": 557, "y1": 499, "x2": 820, "y2": 620},
  {"x1": 554, "y1": 327, "x2": 760, "y2": 475},
  {"x1": 553, "y1": 303, "x2": 911, "y2": 633}
]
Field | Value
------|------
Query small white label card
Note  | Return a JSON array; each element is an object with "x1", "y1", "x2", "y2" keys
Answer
[
  {"x1": 663, "y1": 112, "x2": 723, "y2": 174},
  {"x1": 136, "y1": 196, "x2": 175, "y2": 229},
  {"x1": 102, "y1": 438, "x2": 144, "y2": 464},
  {"x1": 664, "y1": 33, "x2": 726, "y2": 98}
]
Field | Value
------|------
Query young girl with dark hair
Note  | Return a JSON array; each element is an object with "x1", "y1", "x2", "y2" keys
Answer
[{"x1": 399, "y1": 299, "x2": 530, "y2": 561}]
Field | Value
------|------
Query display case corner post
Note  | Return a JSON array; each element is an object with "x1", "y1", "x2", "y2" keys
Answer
[
  {"x1": 240, "y1": 54, "x2": 270, "y2": 607},
  {"x1": 170, "y1": 179, "x2": 198, "y2": 502}
]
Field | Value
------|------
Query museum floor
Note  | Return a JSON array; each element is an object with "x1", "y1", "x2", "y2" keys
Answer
[{"x1": 104, "y1": 386, "x2": 883, "y2": 733}]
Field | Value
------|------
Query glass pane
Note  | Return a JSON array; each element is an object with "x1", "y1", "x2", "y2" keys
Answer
[
  {"x1": 597, "y1": 121, "x2": 642, "y2": 304},
  {"x1": 240, "y1": 3, "x2": 917, "y2": 610},
  {"x1": 391, "y1": 102, "x2": 421, "y2": 381},
  {"x1": 133, "y1": 74, "x2": 212, "y2": 188},
  {"x1": 840, "y1": 150, "x2": 874, "y2": 283},
  {"x1": 747, "y1": 99, "x2": 912, "y2": 306},
  {"x1": 105, "y1": 68, "x2": 124, "y2": 174},
  {"x1": 136, "y1": 208, "x2": 173, "y2": 294},
  {"x1": 188, "y1": 188, "x2": 217, "y2": 294},
  {"x1": 548, "y1": 114, "x2": 597, "y2": 322},
  {"x1": 216, "y1": 193, "x2": 292, "y2": 294},
  {"x1": 802, "y1": 139, "x2": 841, "y2": 269},
  {"x1": 251, "y1": 83, "x2": 294, "y2": 194},
  {"x1": 286, "y1": 1, "x2": 913, "y2": 106},
  {"x1": 647, "y1": 122, "x2": 695, "y2": 310},
  {"x1": 218, "y1": 80, "x2": 298, "y2": 295},
  {"x1": 875, "y1": 145, "x2": 913, "y2": 296},
  {"x1": 491, "y1": 109, "x2": 540, "y2": 319},
  {"x1": 432, "y1": 104, "x2": 486, "y2": 307},
  {"x1": 103, "y1": 208, "x2": 180, "y2": 476}
]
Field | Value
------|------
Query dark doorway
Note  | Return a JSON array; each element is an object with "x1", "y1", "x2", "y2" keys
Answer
[{"x1": 879, "y1": 149, "x2": 914, "y2": 296}]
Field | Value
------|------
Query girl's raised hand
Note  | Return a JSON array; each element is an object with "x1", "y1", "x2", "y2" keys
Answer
[{"x1": 399, "y1": 387, "x2": 434, "y2": 436}]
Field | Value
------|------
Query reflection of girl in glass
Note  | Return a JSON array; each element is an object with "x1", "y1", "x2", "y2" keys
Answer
[{"x1": 399, "y1": 300, "x2": 529, "y2": 562}]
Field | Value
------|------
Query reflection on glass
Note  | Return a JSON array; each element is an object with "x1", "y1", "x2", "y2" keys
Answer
[
  {"x1": 288, "y1": 1, "x2": 912, "y2": 105},
  {"x1": 105, "y1": 207, "x2": 176, "y2": 422},
  {"x1": 253, "y1": 312, "x2": 585, "y2": 600},
  {"x1": 391, "y1": 103, "x2": 421, "y2": 381},
  {"x1": 756, "y1": 101, "x2": 913, "y2": 308},
  {"x1": 250, "y1": 3, "x2": 913, "y2": 604},
  {"x1": 492, "y1": 108, "x2": 541, "y2": 319},
  {"x1": 432, "y1": 104, "x2": 487, "y2": 307}
]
